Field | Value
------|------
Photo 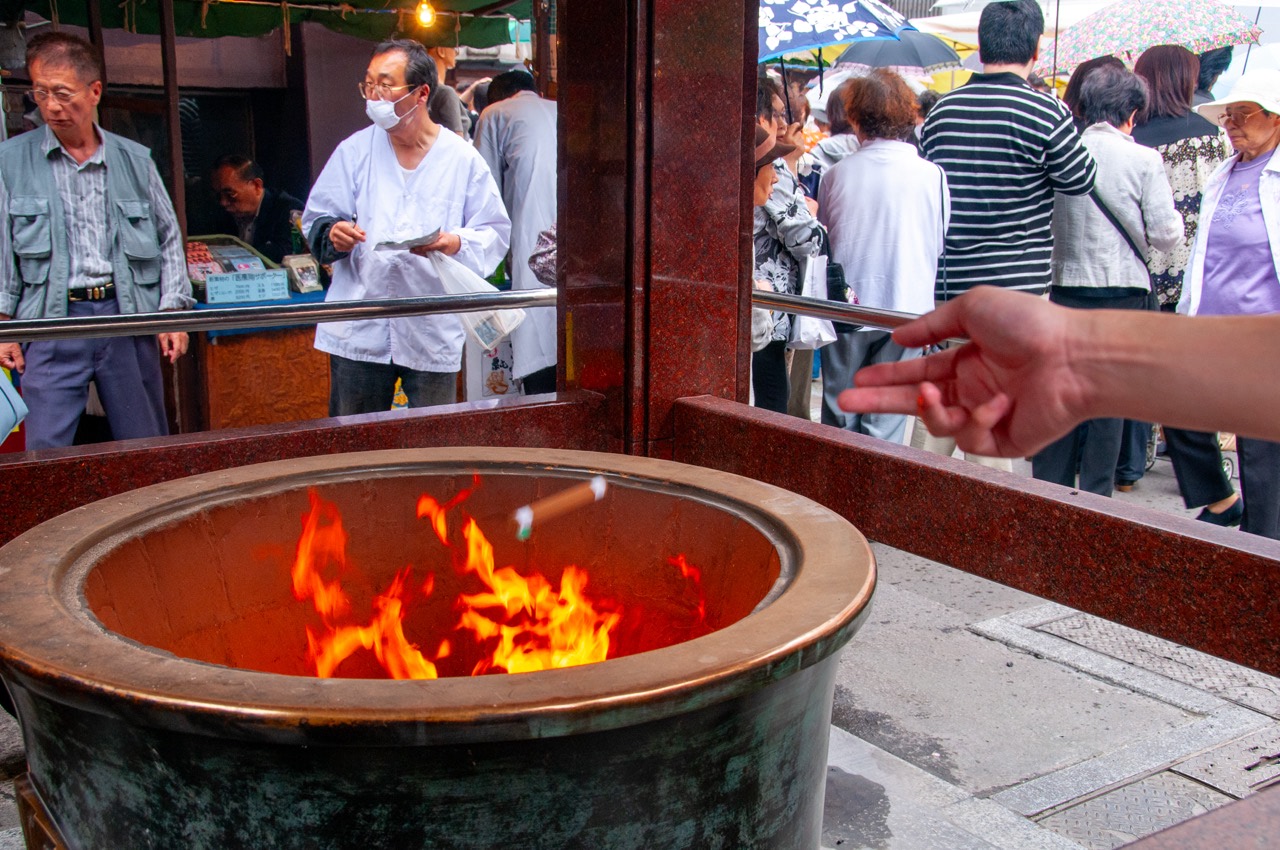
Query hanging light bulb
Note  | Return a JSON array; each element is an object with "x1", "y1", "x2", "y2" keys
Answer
[{"x1": 415, "y1": 0, "x2": 436, "y2": 27}]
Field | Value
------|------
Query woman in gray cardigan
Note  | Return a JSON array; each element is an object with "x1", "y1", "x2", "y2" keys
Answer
[{"x1": 1031, "y1": 65, "x2": 1182, "y2": 497}]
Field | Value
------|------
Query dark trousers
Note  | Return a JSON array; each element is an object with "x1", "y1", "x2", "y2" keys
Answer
[
  {"x1": 1032, "y1": 288, "x2": 1146, "y2": 496},
  {"x1": 328, "y1": 355, "x2": 456, "y2": 416},
  {"x1": 1115, "y1": 293, "x2": 1162, "y2": 484},
  {"x1": 1033, "y1": 418, "x2": 1125, "y2": 496},
  {"x1": 1115, "y1": 420, "x2": 1153, "y2": 484},
  {"x1": 1165, "y1": 427, "x2": 1234, "y2": 508},
  {"x1": 1239, "y1": 437, "x2": 1280, "y2": 540},
  {"x1": 22, "y1": 299, "x2": 168, "y2": 450},
  {"x1": 752, "y1": 340, "x2": 789, "y2": 414},
  {"x1": 521, "y1": 365, "x2": 556, "y2": 395},
  {"x1": 1166, "y1": 429, "x2": 1280, "y2": 540}
]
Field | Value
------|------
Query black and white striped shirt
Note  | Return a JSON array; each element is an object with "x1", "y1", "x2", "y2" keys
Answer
[{"x1": 922, "y1": 72, "x2": 1096, "y2": 298}]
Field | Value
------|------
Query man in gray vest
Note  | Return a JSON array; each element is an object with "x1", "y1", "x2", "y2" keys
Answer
[{"x1": 0, "y1": 32, "x2": 192, "y2": 449}]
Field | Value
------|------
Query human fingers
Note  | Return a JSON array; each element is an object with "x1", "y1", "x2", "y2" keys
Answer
[
  {"x1": 889, "y1": 299, "x2": 969, "y2": 349},
  {"x1": 849, "y1": 345, "x2": 959, "y2": 389},
  {"x1": 0, "y1": 343, "x2": 23, "y2": 374},
  {"x1": 837, "y1": 384, "x2": 920, "y2": 416},
  {"x1": 417, "y1": 232, "x2": 461, "y2": 256},
  {"x1": 158, "y1": 334, "x2": 179, "y2": 364},
  {"x1": 170, "y1": 332, "x2": 190, "y2": 359},
  {"x1": 330, "y1": 222, "x2": 365, "y2": 252},
  {"x1": 913, "y1": 382, "x2": 1005, "y2": 456},
  {"x1": 931, "y1": 390, "x2": 1022, "y2": 458}
]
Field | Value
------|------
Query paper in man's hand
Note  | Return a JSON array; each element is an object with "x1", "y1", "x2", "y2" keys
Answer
[{"x1": 374, "y1": 228, "x2": 442, "y2": 252}]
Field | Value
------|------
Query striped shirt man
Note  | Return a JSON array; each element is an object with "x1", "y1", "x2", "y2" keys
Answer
[{"x1": 922, "y1": 72, "x2": 1096, "y2": 299}]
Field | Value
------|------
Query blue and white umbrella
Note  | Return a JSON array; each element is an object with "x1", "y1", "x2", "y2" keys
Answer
[{"x1": 759, "y1": 0, "x2": 910, "y2": 62}]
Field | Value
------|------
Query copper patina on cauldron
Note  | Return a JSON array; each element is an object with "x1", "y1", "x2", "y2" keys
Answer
[{"x1": 0, "y1": 448, "x2": 875, "y2": 849}]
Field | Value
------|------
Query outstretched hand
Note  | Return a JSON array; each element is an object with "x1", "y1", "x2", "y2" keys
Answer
[{"x1": 837, "y1": 287, "x2": 1092, "y2": 458}]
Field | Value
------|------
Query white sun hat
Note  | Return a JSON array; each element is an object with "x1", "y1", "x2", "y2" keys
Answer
[{"x1": 1195, "y1": 68, "x2": 1280, "y2": 128}]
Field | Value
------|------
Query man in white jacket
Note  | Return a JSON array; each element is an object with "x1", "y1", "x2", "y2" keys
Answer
[{"x1": 302, "y1": 39, "x2": 511, "y2": 416}]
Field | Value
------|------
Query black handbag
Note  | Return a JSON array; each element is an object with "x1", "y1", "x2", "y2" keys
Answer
[{"x1": 826, "y1": 260, "x2": 860, "y2": 334}]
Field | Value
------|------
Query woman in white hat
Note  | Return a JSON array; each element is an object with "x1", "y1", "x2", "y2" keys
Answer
[{"x1": 1175, "y1": 69, "x2": 1280, "y2": 538}]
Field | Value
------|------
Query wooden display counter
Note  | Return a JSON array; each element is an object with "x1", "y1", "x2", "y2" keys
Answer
[{"x1": 192, "y1": 291, "x2": 330, "y2": 431}]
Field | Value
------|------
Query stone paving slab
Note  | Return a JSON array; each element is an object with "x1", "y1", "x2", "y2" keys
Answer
[
  {"x1": 970, "y1": 610, "x2": 1225, "y2": 715},
  {"x1": 1039, "y1": 613, "x2": 1280, "y2": 719},
  {"x1": 989, "y1": 704, "x2": 1269, "y2": 817}
]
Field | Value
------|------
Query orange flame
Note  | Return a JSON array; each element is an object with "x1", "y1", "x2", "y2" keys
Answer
[
  {"x1": 292, "y1": 482, "x2": 640, "y2": 679},
  {"x1": 670, "y1": 554, "x2": 707, "y2": 625}
]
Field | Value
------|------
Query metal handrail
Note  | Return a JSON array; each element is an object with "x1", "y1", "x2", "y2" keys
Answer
[
  {"x1": 0, "y1": 290, "x2": 557, "y2": 343},
  {"x1": 750, "y1": 291, "x2": 922, "y2": 332},
  {"x1": 0, "y1": 288, "x2": 937, "y2": 344}
]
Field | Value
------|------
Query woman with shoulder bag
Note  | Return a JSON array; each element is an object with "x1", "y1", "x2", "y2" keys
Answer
[{"x1": 1031, "y1": 65, "x2": 1181, "y2": 496}]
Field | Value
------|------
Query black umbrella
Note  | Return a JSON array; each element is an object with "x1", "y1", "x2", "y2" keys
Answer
[{"x1": 833, "y1": 28, "x2": 962, "y2": 76}]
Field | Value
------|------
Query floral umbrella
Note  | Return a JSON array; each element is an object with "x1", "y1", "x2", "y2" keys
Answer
[
  {"x1": 759, "y1": 0, "x2": 910, "y2": 62},
  {"x1": 1033, "y1": 0, "x2": 1263, "y2": 78}
]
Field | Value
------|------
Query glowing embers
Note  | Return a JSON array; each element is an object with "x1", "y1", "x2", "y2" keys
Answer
[{"x1": 291, "y1": 478, "x2": 707, "y2": 679}]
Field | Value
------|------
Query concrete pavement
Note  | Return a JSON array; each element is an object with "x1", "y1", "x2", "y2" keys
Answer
[{"x1": 821, "y1": 415, "x2": 1276, "y2": 849}]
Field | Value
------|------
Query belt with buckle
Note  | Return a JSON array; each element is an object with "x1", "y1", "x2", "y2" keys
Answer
[{"x1": 67, "y1": 283, "x2": 115, "y2": 303}]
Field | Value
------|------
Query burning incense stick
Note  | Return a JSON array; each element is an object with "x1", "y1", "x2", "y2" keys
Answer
[{"x1": 514, "y1": 476, "x2": 608, "y2": 541}]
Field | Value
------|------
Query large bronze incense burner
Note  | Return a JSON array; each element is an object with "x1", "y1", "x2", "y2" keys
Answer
[{"x1": 0, "y1": 448, "x2": 874, "y2": 849}]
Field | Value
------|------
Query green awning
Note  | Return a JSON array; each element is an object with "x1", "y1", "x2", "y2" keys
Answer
[{"x1": 20, "y1": 0, "x2": 532, "y2": 47}]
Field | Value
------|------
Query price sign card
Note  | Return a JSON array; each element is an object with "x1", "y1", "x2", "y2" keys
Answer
[{"x1": 205, "y1": 269, "x2": 290, "y2": 304}]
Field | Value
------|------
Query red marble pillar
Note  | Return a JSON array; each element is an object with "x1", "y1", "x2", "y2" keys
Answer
[{"x1": 558, "y1": 0, "x2": 757, "y2": 457}]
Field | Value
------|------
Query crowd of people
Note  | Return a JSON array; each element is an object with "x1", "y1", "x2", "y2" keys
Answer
[
  {"x1": 755, "y1": 0, "x2": 1280, "y2": 540},
  {"x1": 0, "y1": 33, "x2": 557, "y2": 442},
  {"x1": 3, "y1": 11, "x2": 1278, "y2": 542}
]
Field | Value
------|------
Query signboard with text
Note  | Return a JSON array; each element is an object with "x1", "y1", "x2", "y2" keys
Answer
[{"x1": 205, "y1": 270, "x2": 290, "y2": 304}]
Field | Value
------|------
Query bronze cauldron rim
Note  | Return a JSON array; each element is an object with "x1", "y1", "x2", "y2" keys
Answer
[{"x1": 0, "y1": 448, "x2": 875, "y2": 744}]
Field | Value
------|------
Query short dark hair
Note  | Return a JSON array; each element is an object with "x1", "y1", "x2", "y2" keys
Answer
[
  {"x1": 977, "y1": 0, "x2": 1044, "y2": 67},
  {"x1": 757, "y1": 75, "x2": 783, "y2": 122},
  {"x1": 917, "y1": 89, "x2": 941, "y2": 119},
  {"x1": 26, "y1": 31, "x2": 103, "y2": 85},
  {"x1": 1196, "y1": 46, "x2": 1233, "y2": 93},
  {"x1": 1063, "y1": 55, "x2": 1125, "y2": 118},
  {"x1": 487, "y1": 70, "x2": 537, "y2": 105},
  {"x1": 844, "y1": 69, "x2": 920, "y2": 141},
  {"x1": 1134, "y1": 45, "x2": 1197, "y2": 120},
  {"x1": 1079, "y1": 65, "x2": 1149, "y2": 128},
  {"x1": 826, "y1": 80, "x2": 855, "y2": 135},
  {"x1": 212, "y1": 154, "x2": 264, "y2": 183},
  {"x1": 371, "y1": 38, "x2": 438, "y2": 94}
]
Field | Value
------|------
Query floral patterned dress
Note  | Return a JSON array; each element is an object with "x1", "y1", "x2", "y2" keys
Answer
[
  {"x1": 1132, "y1": 113, "x2": 1232, "y2": 308},
  {"x1": 752, "y1": 164, "x2": 826, "y2": 342}
]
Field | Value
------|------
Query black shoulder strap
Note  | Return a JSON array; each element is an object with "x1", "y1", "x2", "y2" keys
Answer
[{"x1": 1089, "y1": 189, "x2": 1146, "y2": 264}]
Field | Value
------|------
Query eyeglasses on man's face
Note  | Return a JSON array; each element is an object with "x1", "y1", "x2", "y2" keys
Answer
[
  {"x1": 1222, "y1": 108, "x2": 1265, "y2": 126},
  {"x1": 358, "y1": 81, "x2": 417, "y2": 101},
  {"x1": 32, "y1": 87, "x2": 84, "y2": 105}
]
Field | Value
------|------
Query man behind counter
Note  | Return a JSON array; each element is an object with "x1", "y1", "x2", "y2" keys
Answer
[
  {"x1": 209, "y1": 155, "x2": 303, "y2": 264},
  {"x1": 0, "y1": 31, "x2": 192, "y2": 450}
]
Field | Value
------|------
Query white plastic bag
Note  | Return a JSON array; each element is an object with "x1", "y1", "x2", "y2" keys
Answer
[
  {"x1": 788, "y1": 254, "x2": 836, "y2": 350},
  {"x1": 428, "y1": 252, "x2": 526, "y2": 350}
]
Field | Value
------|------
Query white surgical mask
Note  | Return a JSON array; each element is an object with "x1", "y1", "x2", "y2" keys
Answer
[{"x1": 365, "y1": 87, "x2": 420, "y2": 131}]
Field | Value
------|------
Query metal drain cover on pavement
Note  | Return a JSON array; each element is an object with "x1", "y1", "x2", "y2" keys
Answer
[{"x1": 1036, "y1": 771, "x2": 1231, "y2": 850}]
